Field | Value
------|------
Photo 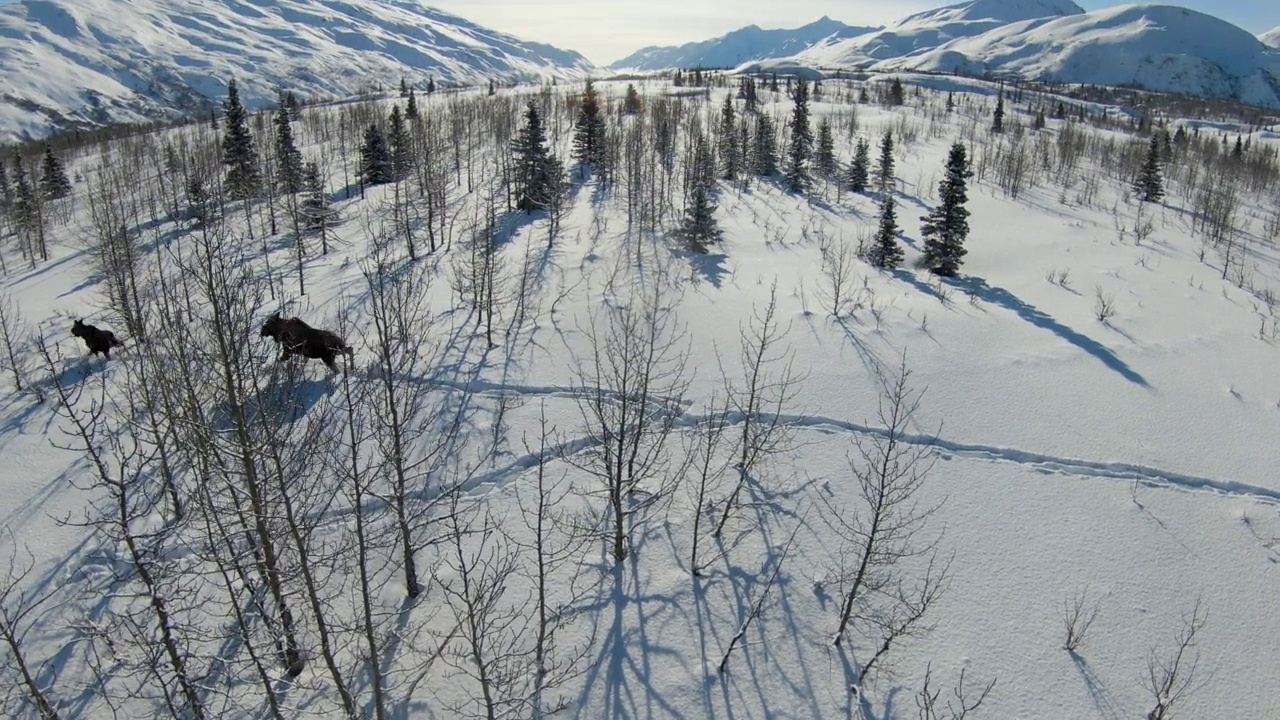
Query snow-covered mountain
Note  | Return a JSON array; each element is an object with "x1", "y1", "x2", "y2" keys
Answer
[
  {"x1": 608, "y1": 16, "x2": 880, "y2": 72},
  {"x1": 1261, "y1": 26, "x2": 1280, "y2": 49},
  {"x1": 0, "y1": 0, "x2": 597, "y2": 142}
]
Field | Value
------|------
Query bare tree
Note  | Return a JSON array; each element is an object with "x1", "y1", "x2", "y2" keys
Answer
[
  {"x1": 915, "y1": 663, "x2": 997, "y2": 720},
  {"x1": 0, "y1": 292, "x2": 31, "y2": 393},
  {"x1": 683, "y1": 392, "x2": 732, "y2": 576},
  {"x1": 1062, "y1": 585, "x2": 1103, "y2": 653},
  {"x1": 1144, "y1": 598, "x2": 1210, "y2": 720},
  {"x1": 0, "y1": 537, "x2": 62, "y2": 720}
]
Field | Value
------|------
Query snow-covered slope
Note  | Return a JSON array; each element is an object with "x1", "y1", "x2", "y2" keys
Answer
[
  {"x1": 0, "y1": 0, "x2": 597, "y2": 142},
  {"x1": 608, "y1": 16, "x2": 880, "y2": 72},
  {"x1": 870, "y1": 5, "x2": 1280, "y2": 108},
  {"x1": 800, "y1": 0, "x2": 1083, "y2": 65},
  {"x1": 1261, "y1": 26, "x2": 1280, "y2": 49}
]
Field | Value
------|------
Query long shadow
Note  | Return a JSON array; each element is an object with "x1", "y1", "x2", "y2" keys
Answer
[
  {"x1": 945, "y1": 276, "x2": 1151, "y2": 387},
  {"x1": 1071, "y1": 652, "x2": 1126, "y2": 720},
  {"x1": 684, "y1": 250, "x2": 729, "y2": 289}
]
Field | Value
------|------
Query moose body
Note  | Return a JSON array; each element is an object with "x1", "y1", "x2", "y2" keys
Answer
[
  {"x1": 71, "y1": 319, "x2": 123, "y2": 360},
  {"x1": 260, "y1": 312, "x2": 354, "y2": 373}
]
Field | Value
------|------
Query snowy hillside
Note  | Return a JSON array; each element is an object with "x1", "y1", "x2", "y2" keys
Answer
[
  {"x1": 798, "y1": 0, "x2": 1083, "y2": 65},
  {"x1": 867, "y1": 5, "x2": 1280, "y2": 109},
  {"x1": 2, "y1": 74, "x2": 1280, "y2": 719},
  {"x1": 608, "y1": 17, "x2": 880, "y2": 72},
  {"x1": 0, "y1": 0, "x2": 597, "y2": 143},
  {"x1": 1262, "y1": 26, "x2": 1280, "y2": 49}
]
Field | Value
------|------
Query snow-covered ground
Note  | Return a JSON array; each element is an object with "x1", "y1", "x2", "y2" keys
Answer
[{"x1": 1, "y1": 77, "x2": 1279, "y2": 719}]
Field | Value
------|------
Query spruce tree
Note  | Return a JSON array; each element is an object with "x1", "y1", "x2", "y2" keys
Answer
[
  {"x1": 992, "y1": 91, "x2": 1005, "y2": 133},
  {"x1": 887, "y1": 78, "x2": 904, "y2": 106},
  {"x1": 752, "y1": 113, "x2": 777, "y2": 177},
  {"x1": 1033, "y1": 108, "x2": 1046, "y2": 131},
  {"x1": 680, "y1": 184, "x2": 721, "y2": 253},
  {"x1": 920, "y1": 142, "x2": 973, "y2": 277},
  {"x1": 868, "y1": 194, "x2": 902, "y2": 269},
  {"x1": 388, "y1": 104, "x2": 411, "y2": 181},
  {"x1": 273, "y1": 108, "x2": 304, "y2": 195},
  {"x1": 945, "y1": 92, "x2": 954, "y2": 113},
  {"x1": 873, "y1": 129, "x2": 894, "y2": 197},
  {"x1": 399, "y1": 77, "x2": 409, "y2": 98},
  {"x1": 221, "y1": 79, "x2": 260, "y2": 200},
  {"x1": 406, "y1": 88, "x2": 419, "y2": 120},
  {"x1": 848, "y1": 137, "x2": 870, "y2": 192},
  {"x1": 816, "y1": 117, "x2": 835, "y2": 179},
  {"x1": 1134, "y1": 132, "x2": 1164, "y2": 204},
  {"x1": 0, "y1": 162, "x2": 10, "y2": 209},
  {"x1": 186, "y1": 176, "x2": 208, "y2": 226},
  {"x1": 785, "y1": 77, "x2": 812, "y2": 192},
  {"x1": 513, "y1": 101, "x2": 554, "y2": 213},
  {"x1": 300, "y1": 162, "x2": 332, "y2": 241},
  {"x1": 718, "y1": 92, "x2": 739, "y2": 180},
  {"x1": 38, "y1": 143, "x2": 71, "y2": 200},
  {"x1": 427, "y1": 76, "x2": 436, "y2": 94},
  {"x1": 572, "y1": 79, "x2": 605, "y2": 170},
  {"x1": 623, "y1": 83, "x2": 642, "y2": 115},
  {"x1": 359, "y1": 123, "x2": 392, "y2": 187}
]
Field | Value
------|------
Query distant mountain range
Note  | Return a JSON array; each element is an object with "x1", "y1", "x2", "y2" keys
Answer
[
  {"x1": 1261, "y1": 27, "x2": 1280, "y2": 49},
  {"x1": 608, "y1": 17, "x2": 881, "y2": 72},
  {"x1": 0, "y1": 0, "x2": 597, "y2": 143}
]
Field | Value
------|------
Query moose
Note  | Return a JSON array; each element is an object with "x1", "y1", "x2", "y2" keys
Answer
[
  {"x1": 259, "y1": 311, "x2": 354, "y2": 373},
  {"x1": 71, "y1": 319, "x2": 124, "y2": 360}
]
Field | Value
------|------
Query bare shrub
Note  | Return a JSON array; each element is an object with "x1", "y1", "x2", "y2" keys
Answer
[{"x1": 1062, "y1": 585, "x2": 1103, "y2": 652}]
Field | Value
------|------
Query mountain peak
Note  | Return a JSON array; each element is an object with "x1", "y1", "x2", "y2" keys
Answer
[
  {"x1": 896, "y1": 0, "x2": 1085, "y2": 27},
  {"x1": 609, "y1": 17, "x2": 879, "y2": 71},
  {"x1": 1261, "y1": 26, "x2": 1280, "y2": 48}
]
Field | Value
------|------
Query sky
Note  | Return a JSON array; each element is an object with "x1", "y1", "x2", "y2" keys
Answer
[{"x1": 426, "y1": 0, "x2": 1279, "y2": 64}]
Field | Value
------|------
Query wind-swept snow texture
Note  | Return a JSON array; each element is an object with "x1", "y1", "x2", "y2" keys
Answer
[
  {"x1": 608, "y1": 16, "x2": 881, "y2": 72},
  {"x1": 0, "y1": 0, "x2": 597, "y2": 142}
]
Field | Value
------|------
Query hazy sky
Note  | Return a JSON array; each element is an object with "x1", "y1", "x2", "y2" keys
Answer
[{"x1": 428, "y1": 0, "x2": 1280, "y2": 64}]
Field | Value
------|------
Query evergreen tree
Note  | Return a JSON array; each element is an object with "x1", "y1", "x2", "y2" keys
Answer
[
  {"x1": 427, "y1": 76, "x2": 436, "y2": 94},
  {"x1": 623, "y1": 83, "x2": 642, "y2": 115},
  {"x1": 388, "y1": 104, "x2": 411, "y2": 181},
  {"x1": 1033, "y1": 108, "x2": 1046, "y2": 131},
  {"x1": 742, "y1": 77, "x2": 758, "y2": 113},
  {"x1": 945, "y1": 92, "x2": 954, "y2": 113},
  {"x1": 858, "y1": 86, "x2": 869, "y2": 104},
  {"x1": 992, "y1": 91, "x2": 1005, "y2": 133},
  {"x1": 221, "y1": 79, "x2": 261, "y2": 200},
  {"x1": 38, "y1": 143, "x2": 71, "y2": 200},
  {"x1": 572, "y1": 79, "x2": 605, "y2": 170},
  {"x1": 1134, "y1": 132, "x2": 1164, "y2": 203},
  {"x1": 1173, "y1": 125, "x2": 1188, "y2": 146},
  {"x1": 847, "y1": 137, "x2": 870, "y2": 192},
  {"x1": 406, "y1": 88, "x2": 419, "y2": 120},
  {"x1": 488, "y1": 79, "x2": 496, "y2": 96},
  {"x1": 815, "y1": 117, "x2": 836, "y2": 179},
  {"x1": 868, "y1": 194, "x2": 902, "y2": 269},
  {"x1": 752, "y1": 113, "x2": 777, "y2": 177},
  {"x1": 769, "y1": 73, "x2": 779, "y2": 93},
  {"x1": 920, "y1": 142, "x2": 973, "y2": 277},
  {"x1": 680, "y1": 184, "x2": 722, "y2": 253},
  {"x1": 512, "y1": 101, "x2": 555, "y2": 213},
  {"x1": 887, "y1": 77, "x2": 905, "y2": 106},
  {"x1": 300, "y1": 162, "x2": 333, "y2": 239},
  {"x1": 0, "y1": 162, "x2": 10, "y2": 209},
  {"x1": 186, "y1": 175, "x2": 209, "y2": 226},
  {"x1": 785, "y1": 77, "x2": 813, "y2": 192},
  {"x1": 1054, "y1": 101, "x2": 1067, "y2": 120},
  {"x1": 1231, "y1": 135, "x2": 1243, "y2": 159},
  {"x1": 399, "y1": 77, "x2": 409, "y2": 98},
  {"x1": 11, "y1": 153, "x2": 45, "y2": 261},
  {"x1": 873, "y1": 129, "x2": 895, "y2": 197},
  {"x1": 718, "y1": 92, "x2": 739, "y2": 180},
  {"x1": 273, "y1": 108, "x2": 304, "y2": 195},
  {"x1": 359, "y1": 123, "x2": 392, "y2": 187}
]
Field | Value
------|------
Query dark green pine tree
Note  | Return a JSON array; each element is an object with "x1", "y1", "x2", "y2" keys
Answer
[
  {"x1": 1054, "y1": 101, "x2": 1066, "y2": 120},
  {"x1": 868, "y1": 194, "x2": 902, "y2": 269},
  {"x1": 623, "y1": 83, "x2": 642, "y2": 115},
  {"x1": 388, "y1": 104, "x2": 411, "y2": 181},
  {"x1": 513, "y1": 101, "x2": 554, "y2": 213},
  {"x1": 186, "y1": 175, "x2": 209, "y2": 226},
  {"x1": 718, "y1": 92, "x2": 739, "y2": 181},
  {"x1": 274, "y1": 108, "x2": 304, "y2": 195},
  {"x1": 752, "y1": 113, "x2": 777, "y2": 177},
  {"x1": 784, "y1": 78, "x2": 813, "y2": 192},
  {"x1": 945, "y1": 92, "x2": 954, "y2": 113},
  {"x1": 846, "y1": 137, "x2": 869, "y2": 192},
  {"x1": 815, "y1": 117, "x2": 836, "y2": 179},
  {"x1": 1133, "y1": 132, "x2": 1164, "y2": 203},
  {"x1": 221, "y1": 79, "x2": 261, "y2": 200},
  {"x1": 572, "y1": 79, "x2": 605, "y2": 171},
  {"x1": 858, "y1": 86, "x2": 869, "y2": 104},
  {"x1": 992, "y1": 91, "x2": 1005, "y2": 133},
  {"x1": 873, "y1": 129, "x2": 894, "y2": 196},
  {"x1": 300, "y1": 162, "x2": 333, "y2": 241},
  {"x1": 427, "y1": 76, "x2": 436, "y2": 94},
  {"x1": 359, "y1": 123, "x2": 392, "y2": 187},
  {"x1": 406, "y1": 88, "x2": 419, "y2": 120},
  {"x1": 399, "y1": 77, "x2": 409, "y2": 98},
  {"x1": 920, "y1": 142, "x2": 973, "y2": 277},
  {"x1": 1033, "y1": 108, "x2": 1046, "y2": 131},
  {"x1": 38, "y1": 143, "x2": 71, "y2": 199},
  {"x1": 12, "y1": 155, "x2": 37, "y2": 230},
  {"x1": 887, "y1": 77, "x2": 904, "y2": 106},
  {"x1": 681, "y1": 183, "x2": 722, "y2": 253},
  {"x1": 0, "y1": 161, "x2": 11, "y2": 209},
  {"x1": 1231, "y1": 135, "x2": 1243, "y2": 159}
]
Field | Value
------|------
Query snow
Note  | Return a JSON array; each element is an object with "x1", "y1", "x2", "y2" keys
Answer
[
  {"x1": 0, "y1": 0, "x2": 597, "y2": 143},
  {"x1": 608, "y1": 17, "x2": 881, "y2": 73},
  {"x1": 1261, "y1": 26, "x2": 1280, "y2": 49},
  {"x1": 2, "y1": 76, "x2": 1280, "y2": 718}
]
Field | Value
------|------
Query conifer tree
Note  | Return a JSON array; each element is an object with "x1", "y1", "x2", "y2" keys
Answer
[
  {"x1": 513, "y1": 101, "x2": 555, "y2": 212},
  {"x1": 38, "y1": 143, "x2": 70, "y2": 200},
  {"x1": 186, "y1": 176, "x2": 208, "y2": 227},
  {"x1": 1134, "y1": 132, "x2": 1164, "y2": 204},
  {"x1": 11, "y1": 153, "x2": 46, "y2": 263},
  {"x1": 752, "y1": 113, "x2": 778, "y2": 177},
  {"x1": 427, "y1": 76, "x2": 436, "y2": 94},
  {"x1": 406, "y1": 88, "x2": 419, "y2": 120},
  {"x1": 873, "y1": 129, "x2": 895, "y2": 197},
  {"x1": 623, "y1": 83, "x2": 642, "y2": 114},
  {"x1": 887, "y1": 77, "x2": 904, "y2": 106},
  {"x1": 572, "y1": 79, "x2": 605, "y2": 171},
  {"x1": 785, "y1": 77, "x2": 813, "y2": 192},
  {"x1": 0, "y1": 162, "x2": 10, "y2": 209},
  {"x1": 992, "y1": 91, "x2": 1005, "y2": 133},
  {"x1": 816, "y1": 117, "x2": 836, "y2": 179},
  {"x1": 681, "y1": 184, "x2": 721, "y2": 253},
  {"x1": 718, "y1": 92, "x2": 740, "y2": 181},
  {"x1": 221, "y1": 79, "x2": 261, "y2": 200},
  {"x1": 399, "y1": 77, "x2": 409, "y2": 98},
  {"x1": 359, "y1": 123, "x2": 392, "y2": 187},
  {"x1": 273, "y1": 108, "x2": 304, "y2": 195},
  {"x1": 868, "y1": 194, "x2": 902, "y2": 269},
  {"x1": 858, "y1": 86, "x2": 869, "y2": 104},
  {"x1": 920, "y1": 142, "x2": 973, "y2": 277},
  {"x1": 388, "y1": 104, "x2": 411, "y2": 181},
  {"x1": 1054, "y1": 101, "x2": 1067, "y2": 120},
  {"x1": 300, "y1": 162, "x2": 333, "y2": 244},
  {"x1": 1033, "y1": 108, "x2": 1046, "y2": 131},
  {"x1": 945, "y1": 92, "x2": 954, "y2": 113},
  {"x1": 848, "y1": 137, "x2": 870, "y2": 192},
  {"x1": 1231, "y1": 135, "x2": 1243, "y2": 159}
]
